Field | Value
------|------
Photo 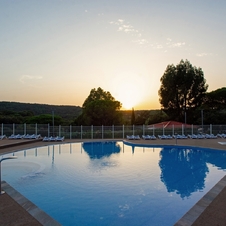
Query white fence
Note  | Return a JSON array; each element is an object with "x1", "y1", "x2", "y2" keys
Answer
[{"x1": 1, "y1": 123, "x2": 226, "y2": 139}]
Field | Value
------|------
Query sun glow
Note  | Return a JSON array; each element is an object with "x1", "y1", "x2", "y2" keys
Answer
[
  {"x1": 110, "y1": 71, "x2": 149, "y2": 110},
  {"x1": 117, "y1": 83, "x2": 140, "y2": 109}
]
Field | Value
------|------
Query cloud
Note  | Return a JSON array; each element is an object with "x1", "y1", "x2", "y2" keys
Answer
[
  {"x1": 166, "y1": 38, "x2": 186, "y2": 48},
  {"x1": 20, "y1": 75, "x2": 43, "y2": 84},
  {"x1": 133, "y1": 39, "x2": 149, "y2": 45},
  {"x1": 171, "y1": 42, "x2": 185, "y2": 47},
  {"x1": 110, "y1": 19, "x2": 149, "y2": 46},
  {"x1": 110, "y1": 19, "x2": 138, "y2": 34},
  {"x1": 196, "y1": 52, "x2": 212, "y2": 57}
]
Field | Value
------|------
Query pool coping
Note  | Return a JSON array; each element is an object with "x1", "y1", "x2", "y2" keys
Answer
[
  {"x1": 1, "y1": 181, "x2": 62, "y2": 226},
  {"x1": 174, "y1": 175, "x2": 226, "y2": 226}
]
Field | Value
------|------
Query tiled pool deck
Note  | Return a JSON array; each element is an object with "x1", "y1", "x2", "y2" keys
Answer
[{"x1": 1, "y1": 138, "x2": 226, "y2": 225}]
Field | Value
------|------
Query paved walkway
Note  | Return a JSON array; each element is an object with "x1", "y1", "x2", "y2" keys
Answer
[{"x1": 1, "y1": 138, "x2": 226, "y2": 225}]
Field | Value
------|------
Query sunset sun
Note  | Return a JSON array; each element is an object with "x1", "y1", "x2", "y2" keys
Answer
[
  {"x1": 117, "y1": 83, "x2": 139, "y2": 109},
  {"x1": 110, "y1": 71, "x2": 148, "y2": 110}
]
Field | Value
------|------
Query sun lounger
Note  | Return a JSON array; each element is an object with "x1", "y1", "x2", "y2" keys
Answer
[
  {"x1": 217, "y1": 134, "x2": 226, "y2": 138},
  {"x1": 8, "y1": 134, "x2": 24, "y2": 139},
  {"x1": 150, "y1": 135, "x2": 157, "y2": 140},
  {"x1": 218, "y1": 142, "x2": 226, "y2": 145},
  {"x1": 173, "y1": 134, "x2": 188, "y2": 139},
  {"x1": 142, "y1": 135, "x2": 151, "y2": 140},
  {"x1": 158, "y1": 135, "x2": 172, "y2": 139},
  {"x1": 16, "y1": 134, "x2": 25, "y2": 139},
  {"x1": 56, "y1": 136, "x2": 64, "y2": 141},
  {"x1": 42, "y1": 136, "x2": 50, "y2": 141},
  {"x1": 23, "y1": 134, "x2": 31, "y2": 139},
  {"x1": 142, "y1": 135, "x2": 156, "y2": 140},
  {"x1": 0, "y1": 135, "x2": 6, "y2": 140},
  {"x1": 8, "y1": 134, "x2": 16, "y2": 139},
  {"x1": 205, "y1": 134, "x2": 217, "y2": 139},
  {"x1": 188, "y1": 134, "x2": 198, "y2": 139},
  {"x1": 127, "y1": 135, "x2": 135, "y2": 140},
  {"x1": 49, "y1": 136, "x2": 57, "y2": 141},
  {"x1": 197, "y1": 134, "x2": 205, "y2": 139},
  {"x1": 134, "y1": 135, "x2": 140, "y2": 140}
]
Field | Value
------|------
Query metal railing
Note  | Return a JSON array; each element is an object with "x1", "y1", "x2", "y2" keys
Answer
[{"x1": 1, "y1": 123, "x2": 226, "y2": 140}]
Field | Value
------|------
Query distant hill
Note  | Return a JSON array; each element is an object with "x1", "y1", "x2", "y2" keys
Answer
[{"x1": 0, "y1": 101, "x2": 82, "y2": 120}]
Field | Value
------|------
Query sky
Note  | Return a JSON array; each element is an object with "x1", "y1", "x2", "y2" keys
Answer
[{"x1": 1, "y1": 0, "x2": 226, "y2": 110}]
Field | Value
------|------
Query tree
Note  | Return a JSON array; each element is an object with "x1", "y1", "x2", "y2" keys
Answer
[
  {"x1": 25, "y1": 114, "x2": 63, "y2": 125},
  {"x1": 203, "y1": 87, "x2": 226, "y2": 110},
  {"x1": 131, "y1": 108, "x2": 135, "y2": 125},
  {"x1": 80, "y1": 87, "x2": 122, "y2": 125},
  {"x1": 146, "y1": 110, "x2": 169, "y2": 125},
  {"x1": 158, "y1": 60, "x2": 208, "y2": 121}
]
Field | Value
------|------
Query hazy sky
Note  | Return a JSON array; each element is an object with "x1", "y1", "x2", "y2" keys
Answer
[{"x1": 1, "y1": 0, "x2": 226, "y2": 110}]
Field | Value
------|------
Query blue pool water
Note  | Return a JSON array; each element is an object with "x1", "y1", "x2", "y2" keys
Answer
[{"x1": 2, "y1": 141, "x2": 226, "y2": 226}]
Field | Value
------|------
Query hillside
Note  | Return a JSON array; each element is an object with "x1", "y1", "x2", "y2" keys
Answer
[{"x1": 0, "y1": 101, "x2": 82, "y2": 120}]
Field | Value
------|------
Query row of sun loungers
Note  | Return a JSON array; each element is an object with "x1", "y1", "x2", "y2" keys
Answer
[
  {"x1": 158, "y1": 135, "x2": 173, "y2": 139},
  {"x1": 142, "y1": 135, "x2": 157, "y2": 140},
  {"x1": 187, "y1": 134, "x2": 218, "y2": 139},
  {"x1": 127, "y1": 133, "x2": 225, "y2": 140},
  {"x1": 217, "y1": 133, "x2": 226, "y2": 138},
  {"x1": 8, "y1": 134, "x2": 41, "y2": 139},
  {"x1": 42, "y1": 136, "x2": 65, "y2": 142},
  {"x1": 126, "y1": 135, "x2": 141, "y2": 140}
]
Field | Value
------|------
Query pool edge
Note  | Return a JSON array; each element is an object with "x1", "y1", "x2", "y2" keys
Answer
[
  {"x1": 174, "y1": 175, "x2": 226, "y2": 226},
  {"x1": 1, "y1": 181, "x2": 62, "y2": 226}
]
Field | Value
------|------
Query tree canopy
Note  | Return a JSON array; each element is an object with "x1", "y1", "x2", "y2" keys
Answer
[
  {"x1": 77, "y1": 87, "x2": 122, "y2": 125},
  {"x1": 158, "y1": 60, "x2": 208, "y2": 121},
  {"x1": 203, "y1": 87, "x2": 226, "y2": 110}
]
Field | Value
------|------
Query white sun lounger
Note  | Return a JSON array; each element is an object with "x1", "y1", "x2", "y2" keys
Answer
[
  {"x1": 218, "y1": 142, "x2": 226, "y2": 145},
  {"x1": 42, "y1": 136, "x2": 50, "y2": 141},
  {"x1": 142, "y1": 135, "x2": 151, "y2": 140},
  {"x1": 127, "y1": 135, "x2": 135, "y2": 140},
  {"x1": 0, "y1": 135, "x2": 6, "y2": 140},
  {"x1": 56, "y1": 136, "x2": 64, "y2": 141},
  {"x1": 8, "y1": 134, "x2": 16, "y2": 139}
]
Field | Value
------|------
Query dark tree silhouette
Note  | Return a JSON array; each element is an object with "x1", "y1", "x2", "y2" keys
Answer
[
  {"x1": 159, "y1": 60, "x2": 208, "y2": 121},
  {"x1": 80, "y1": 87, "x2": 122, "y2": 125}
]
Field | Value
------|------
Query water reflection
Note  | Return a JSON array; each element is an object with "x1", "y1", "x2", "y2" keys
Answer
[
  {"x1": 159, "y1": 147, "x2": 209, "y2": 198},
  {"x1": 125, "y1": 143, "x2": 226, "y2": 198},
  {"x1": 82, "y1": 141, "x2": 121, "y2": 159}
]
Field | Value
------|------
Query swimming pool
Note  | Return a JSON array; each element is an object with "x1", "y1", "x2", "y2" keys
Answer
[{"x1": 2, "y1": 141, "x2": 226, "y2": 225}]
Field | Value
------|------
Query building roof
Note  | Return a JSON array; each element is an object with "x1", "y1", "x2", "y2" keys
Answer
[{"x1": 148, "y1": 121, "x2": 194, "y2": 129}]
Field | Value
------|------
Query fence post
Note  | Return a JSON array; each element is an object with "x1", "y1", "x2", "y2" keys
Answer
[
  {"x1": 12, "y1": 123, "x2": 14, "y2": 135},
  {"x1": 23, "y1": 123, "x2": 26, "y2": 135},
  {"x1": 210, "y1": 124, "x2": 212, "y2": 134},
  {"x1": 182, "y1": 124, "x2": 184, "y2": 135},
  {"x1": 112, "y1": 125, "x2": 114, "y2": 139},
  {"x1": 81, "y1": 125, "x2": 83, "y2": 139},
  {"x1": 133, "y1": 124, "x2": 134, "y2": 135},
  {"x1": 143, "y1": 124, "x2": 145, "y2": 136},
  {"x1": 48, "y1": 124, "x2": 50, "y2": 137},
  {"x1": 35, "y1": 123, "x2": 37, "y2": 135},
  {"x1": 172, "y1": 124, "x2": 174, "y2": 135},
  {"x1": 59, "y1": 125, "x2": 61, "y2": 137},
  {"x1": 91, "y1": 125, "x2": 93, "y2": 139},
  {"x1": 70, "y1": 125, "x2": 72, "y2": 139},
  {"x1": 1, "y1": 123, "x2": 3, "y2": 136},
  {"x1": 163, "y1": 124, "x2": 164, "y2": 135},
  {"x1": 123, "y1": 125, "x2": 124, "y2": 139}
]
